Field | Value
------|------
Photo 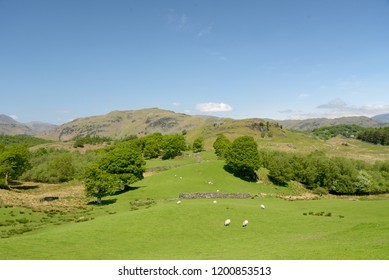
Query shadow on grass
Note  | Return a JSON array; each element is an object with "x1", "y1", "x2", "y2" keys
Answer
[
  {"x1": 87, "y1": 199, "x2": 117, "y2": 206},
  {"x1": 223, "y1": 165, "x2": 258, "y2": 182},
  {"x1": 12, "y1": 185, "x2": 40, "y2": 191},
  {"x1": 113, "y1": 185, "x2": 141, "y2": 196}
]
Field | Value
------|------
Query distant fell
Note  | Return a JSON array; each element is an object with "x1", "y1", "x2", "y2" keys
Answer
[
  {"x1": 25, "y1": 121, "x2": 58, "y2": 132},
  {"x1": 0, "y1": 114, "x2": 19, "y2": 125},
  {"x1": 0, "y1": 114, "x2": 33, "y2": 135},
  {"x1": 0, "y1": 114, "x2": 57, "y2": 135},
  {"x1": 278, "y1": 116, "x2": 385, "y2": 131},
  {"x1": 44, "y1": 108, "x2": 216, "y2": 141},
  {"x1": 372, "y1": 113, "x2": 389, "y2": 123}
]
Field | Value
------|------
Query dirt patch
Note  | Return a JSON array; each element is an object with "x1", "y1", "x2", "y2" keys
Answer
[
  {"x1": 277, "y1": 193, "x2": 320, "y2": 201},
  {"x1": 0, "y1": 182, "x2": 88, "y2": 211}
]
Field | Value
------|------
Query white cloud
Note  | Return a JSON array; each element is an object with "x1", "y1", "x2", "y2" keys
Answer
[
  {"x1": 10, "y1": 115, "x2": 18, "y2": 120},
  {"x1": 317, "y1": 98, "x2": 347, "y2": 109},
  {"x1": 172, "y1": 102, "x2": 180, "y2": 107},
  {"x1": 196, "y1": 102, "x2": 233, "y2": 113},
  {"x1": 281, "y1": 100, "x2": 389, "y2": 120},
  {"x1": 298, "y1": 93, "x2": 311, "y2": 100}
]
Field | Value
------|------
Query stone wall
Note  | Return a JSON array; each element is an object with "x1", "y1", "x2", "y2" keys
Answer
[{"x1": 178, "y1": 192, "x2": 251, "y2": 199}]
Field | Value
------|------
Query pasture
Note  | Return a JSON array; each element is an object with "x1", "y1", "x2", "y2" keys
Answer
[{"x1": 0, "y1": 160, "x2": 388, "y2": 260}]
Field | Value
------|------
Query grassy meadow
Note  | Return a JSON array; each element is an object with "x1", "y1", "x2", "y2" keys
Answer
[{"x1": 1, "y1": 154, "x2": 388, "y2": 260}]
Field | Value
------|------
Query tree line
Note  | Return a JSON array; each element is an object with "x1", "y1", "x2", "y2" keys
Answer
[
  {"x1": 214, "y1": 134, "x2": 389, "y2": 195},
  {"x1": 0, "y1": 133, "x2": 204, "y2": 202},
  {"x1": 311, "y1": 124, "x2": 389, "y2": 146}
]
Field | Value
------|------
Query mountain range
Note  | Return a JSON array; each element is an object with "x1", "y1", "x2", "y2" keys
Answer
[{"x1": 0, "y1": 109, "x2": 388, "y2": 140}]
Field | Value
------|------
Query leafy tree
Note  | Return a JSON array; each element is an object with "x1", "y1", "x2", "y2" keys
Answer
[
  {"x1": 0, "y1": 145, "x2": 30, "y2": 189},
  {"x1": 161, "y1": 134, "x2": 186, "y2": 160},
  {"x1": 141, "y1": 133, "x2": 163, "y2": 159},
  {"x1": 213, "y1": 134, "x2": 231, "y2": 159},
  {"x1": 98, "y1": 145, "x2": 145, "y2": 186},
  {"x1": 47, "y1": 154, "x2": 76, "y2": 183},
  {"x1": 225, "y1": 136, "x2": 261, "y2": 181},
  {"x1": 84, "y1": 164, "x2": 121, "y2": 204},
  {"x1": 267, "y1": 152, "x2": 294, "y2": 186},
  {"x1": 22, "y1": 149, "x2": 77, "y2": 183},
  {"x1": 192, "y1": 137, "x2": 204, "y2": 153},
  {"x1": 84, "y1": 144, "x2": 145, "y2": 204}
]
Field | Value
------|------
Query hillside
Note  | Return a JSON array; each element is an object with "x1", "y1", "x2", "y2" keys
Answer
[
  {"x1": 0, "y1": 114, "x2": 57, "y2": 135},
  {"x1": 373, "y1": 113, "x2": 389, "y2": 123},
  {"x1": 25, "y1": 121, "x2": 58, "y2": 132},
  {"x1": 40, "y1": 108, "x2": 285, "y2": 145},
  {"x1": 278, "y1": 116, "x2": 385, "y2": 131},
  {"x1": 0, "y1": 114, "x2": 33, "y2": 135},
  {"x1": 43, "y1": 108, "x2": 218, "y2": 141}
]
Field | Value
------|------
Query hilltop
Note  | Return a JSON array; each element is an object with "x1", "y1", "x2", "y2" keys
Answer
[
  {"x1": 0, "y1": 114, "x2": 57, "y2": 136},
  {"x1": 2, "y1": 109, "x2": 389, "y2": 141},
  {"x1": 278, "y1": 116, "x2": 385, "y2": 131}
]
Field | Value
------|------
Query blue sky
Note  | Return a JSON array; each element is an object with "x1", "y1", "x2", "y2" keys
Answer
[{"x1": 1, "y1": 0, "x2": 389, "y2": 124}]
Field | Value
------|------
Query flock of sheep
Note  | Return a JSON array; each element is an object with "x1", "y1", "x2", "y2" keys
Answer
[
  {"x1": 176, "y1": 198, "x2": 266, "y2": 228},
  {"x1": 224, "y1": 204, "x2": 265, "y2": 227},
  {"x1": 175, "y1": 176, "x2": 266, "y2": 228}
]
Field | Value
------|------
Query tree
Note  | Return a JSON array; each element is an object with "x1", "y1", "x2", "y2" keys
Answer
[
  {"x1": 84, "y1": 165, "x2": 121, "y2": 204},
  {"x1": 192, "y1": 137, "x2": 204, "y2": 153},
  {"x1": 0, "y1": 145, "x2": 30, "y2": 189},
  {"x1": 213, "y1": 134, "x2": 231, "y2": 159},
  {"x1": 141, "y1": 133, "x2": 163, "y2": 159},
  {"x1": 84, "y1": 144, "x2": 145, "y2": 204},
  {"x1": 161, "y1": 134, "x2": 186, "y2": 160},
  {"x1": 225, "y1": 136, "x2": 261, "y2": 181}
]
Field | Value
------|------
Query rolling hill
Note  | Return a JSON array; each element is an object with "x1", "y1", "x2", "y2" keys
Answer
[
  {"x1": 372, "y1": 113, "x2": 389, "y2": 123},
  {"x1": 0, "y1": 114, "x2": 34, "y2": 135},
  {"x1": 0, "y1": 114, "x2": 57, "y2": 136},
  {"x1": 278, "y1": 116, "x2": 385, "y2": 131},
  {"x1": 2, "y1": 109, "x2": 389, "y2": 142}
]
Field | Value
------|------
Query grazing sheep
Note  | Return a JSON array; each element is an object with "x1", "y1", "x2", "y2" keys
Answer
[
  {"x1": 177, "y1": 200, "x2": 182, "y2": 205},
  {"x1": 213, "y1": 200, "x2": 217, "y2": 204},
  {"x1": 260, "y1": 204, "x2": 265, "y2": 209},
  {"x1": 242, "y1": 220, "x2": 249, "y2": 227},
  {"x1": 224, "y1": 219, "x2": 231, "y2": 226},
  {"x1": 216, "y1": 190, "x2": 219, "y2": 192}
]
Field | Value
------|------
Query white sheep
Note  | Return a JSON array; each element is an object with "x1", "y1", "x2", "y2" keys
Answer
[
  {"x1": 177, "y1": 200, "x2": 182, "y2": 205},
  {"x1": 260, "y1": 204, "x2": 265, "y2": 209},
  {"x1": 213, "y1": 200, "x2": 217, "y2": 204},
  {"x1": 242, "y1": 219, "x2": 249, "y2": 227},
  {"x1": 224, "y1": 219, "x2": 231, "y2": 226}
]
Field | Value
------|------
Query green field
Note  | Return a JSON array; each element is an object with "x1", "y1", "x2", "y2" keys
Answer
[{"x1": 0, "y1": 158, "x2": 388, "y2": 260}]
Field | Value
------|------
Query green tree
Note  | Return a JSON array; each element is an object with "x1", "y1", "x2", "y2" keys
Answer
[
  {"x1": 161, "y1": 134, "x2": 187, "y2": 160},
  {"x1": 48, "y1": 153, "x2": 76, "y2": 183},
  {"x1": 84, "y1": 165, "x2": 121, "y2": 204},
  {"x1": 0, "y1": 145, "x2": 30, "y2": 189},
  {"x1": 267, "y1": 152, "x2": 294, "y2": 186},
  {"x1": 213, "y1": 134, "x2": 231, "y2": 159},
  {"x1": 192, "y1": 137, "x2": 204, "y2": 153},
  {"x1": 225, "y1": 136, "x2": 261, "y2": 181},
  {"x1": 84, "y1": 144, "x2": 145, "y2": 204},
  {"x1": 142, "y1": 133, "x2": 163, "y2": 159}
]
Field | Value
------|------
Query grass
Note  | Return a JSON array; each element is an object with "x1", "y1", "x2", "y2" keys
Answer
[{"x1": 0, "y1": 156, "x2": 388, "y2": 260}]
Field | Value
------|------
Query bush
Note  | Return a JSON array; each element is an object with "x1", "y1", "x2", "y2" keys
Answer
[{"x1": 312, "y1": 187, "x2": 329, "y2": 196}]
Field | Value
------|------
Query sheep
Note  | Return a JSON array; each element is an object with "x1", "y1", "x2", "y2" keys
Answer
[
  {"x1": 242, "y1": 219, "x2": 249, "y2": 227},
  {"x1": 260, "y1": 204, "x2": 265, "y2": 209},
  {"x1": 224, "y1": 219, "x2": 231, "y2": 226},
  {"x1": 213, "y1": 200, "x2": 217, "y2": 204},
  {"x1": 177, "y1": 200, "x2": 182, "y2": 205}
]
